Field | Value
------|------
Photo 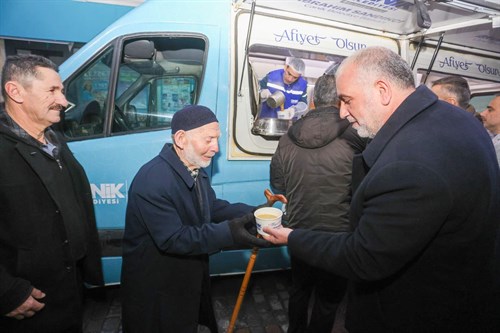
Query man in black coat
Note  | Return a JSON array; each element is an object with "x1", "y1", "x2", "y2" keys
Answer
[
  {"x1": 270, "y1": 74, "x2": 365, "y2": 333},
  {"x1": 0, "y1": 55, "x2": 104, "y2": 332},
  {"x1": 264, "y1": 47, "x2": 500, "y2": 333},
  {"x1": 121, "y1": 105, "x2": 269, "y2": 333}
]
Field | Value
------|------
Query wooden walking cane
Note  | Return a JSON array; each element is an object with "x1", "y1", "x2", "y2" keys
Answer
[{"x1": 227, "y1": 189, "x2": 287, "y2": 333}]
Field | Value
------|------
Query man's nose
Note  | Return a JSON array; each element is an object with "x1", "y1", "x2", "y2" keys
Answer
[
  {"x1": 339, "y1": 104, "x2": 349, "y2": 119},
  {"x1": 57, "y1": 92, "x2": 69, "y2": 108},
  {"x1": 212, "y1": 141, "x2": 219, "y2": 153}
]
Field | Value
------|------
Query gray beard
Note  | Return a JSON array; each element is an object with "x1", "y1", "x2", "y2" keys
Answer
[{"x1": 356, "y1": 124, "x2": 376, "y2": 139}]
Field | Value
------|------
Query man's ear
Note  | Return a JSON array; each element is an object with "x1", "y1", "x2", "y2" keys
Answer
[
  {"x1": 445, "y1": 97, "x2": 459, "y2": 107},
  {"x1": 376, "y1": 79, "x2": 391, "y2": 106},
  {"x1": 4, "y1": 81, "x2": 24, "y2": 103},
  {"x1": 173, "y1": 130, "x2": 186, "y2": 149}
]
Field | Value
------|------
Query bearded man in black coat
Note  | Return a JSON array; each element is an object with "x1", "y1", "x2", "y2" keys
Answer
[{"x1": 264, "y1": 47, "x2": 500, "y2": 333}]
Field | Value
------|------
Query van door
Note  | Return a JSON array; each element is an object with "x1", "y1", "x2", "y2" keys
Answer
[{"x1": 62, "y1": 34, "x2": 212, "y2": 283}]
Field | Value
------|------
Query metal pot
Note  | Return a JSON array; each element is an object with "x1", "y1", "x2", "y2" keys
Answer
[
  {"x1": 266, "y1": 91, "x2": 285, "y2": 109},
  {"x1": 251, "y1": 117, "x2": 291, "y2": 137}
]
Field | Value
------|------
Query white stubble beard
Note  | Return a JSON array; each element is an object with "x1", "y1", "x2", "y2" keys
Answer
[{"x1": 184, "y1": 142, "x2": 212, "y2": 169}]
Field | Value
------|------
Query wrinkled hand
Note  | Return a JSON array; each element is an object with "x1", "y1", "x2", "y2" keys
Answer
[
  {"x1": 260, "y1": 89, "x2": 272, "y2": 100},
  {"x1": 262, "y1": 226, "x2": 293, "y2": 245},
  {"x1": 5, "y1": 287, "x2": 45, "y2": 320},
  {"x1": 228, "y1": 213, "x2": 271, "y2": 248}
]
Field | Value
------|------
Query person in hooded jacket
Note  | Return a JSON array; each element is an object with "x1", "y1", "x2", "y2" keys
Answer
[{"x1": 270, "y1": 74, "x2": 366, "y2": 333}]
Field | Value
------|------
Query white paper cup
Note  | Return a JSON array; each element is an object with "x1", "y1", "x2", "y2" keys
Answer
[{"x1": 254, "y1": 207, "x2": 283, "y2": 236}]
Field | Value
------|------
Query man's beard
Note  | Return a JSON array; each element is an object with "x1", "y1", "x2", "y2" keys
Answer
[
  {"x1": 356, "y1": 124, "x2": 376, "y2": 139},
  {"x1": 184, "y1": 142, "x2": 212, "y2": 169}
]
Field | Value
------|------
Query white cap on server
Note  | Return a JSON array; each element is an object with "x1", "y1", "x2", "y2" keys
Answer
[{"x1": 286, "y1": 57, "x2": 305, "y2": 76}]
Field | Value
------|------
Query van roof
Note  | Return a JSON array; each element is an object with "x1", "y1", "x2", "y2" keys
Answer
[{"x1": 243, "y1": 0, "x2": 500, "y2": 55}]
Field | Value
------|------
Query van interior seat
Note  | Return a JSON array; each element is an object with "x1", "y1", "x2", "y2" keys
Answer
[{"x1": 80, "y1": 100, "x2": 103, "y2": 135}]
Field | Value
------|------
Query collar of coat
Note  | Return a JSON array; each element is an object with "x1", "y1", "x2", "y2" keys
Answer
[
  {"x1": 361, "y1": 85, "x2": 437, "y2": 168},
  {"x1": 159, "y1": 144, "x2": 208, "y2": 189}
]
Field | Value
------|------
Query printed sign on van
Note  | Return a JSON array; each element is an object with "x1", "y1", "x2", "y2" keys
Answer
[
  {"x1": 256, "y1": 0, "x2": 415, "y2": 31},
  {"x1": 272, "y1": 28, "x2": 368, "y2": 51},
  {"x1": 91, "y1": 183, "x2": 127, "y2": 205},
  {"x1": 246, "y1": 15, "x2": 397, "y2": 55},
  {"x1": 412, "y1": 46, "x2": 500, "y2": 82}
]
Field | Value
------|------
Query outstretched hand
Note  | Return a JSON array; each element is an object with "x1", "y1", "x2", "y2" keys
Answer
[
  {"x1": 262, "y1": 226, "x2": 293, "y2": 245},
  {"x1": 228, "y1": 213, "x2": 271, "y2": 248}
]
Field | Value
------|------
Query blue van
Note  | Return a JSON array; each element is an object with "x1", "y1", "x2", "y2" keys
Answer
[{"x1": 58, "y1": 0, "x2": 500, "y2": 284}]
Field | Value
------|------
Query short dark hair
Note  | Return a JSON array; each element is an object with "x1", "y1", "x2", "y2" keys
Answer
[
  {"x1": 1, "y1": 54, "x2": 59, "y2": 100},
  {"x1": 431, "y1": 75, "x2": 471, "y2": 110},
  {"x1": 313, "y1": 75, "x2": 338, "y2": 107}
]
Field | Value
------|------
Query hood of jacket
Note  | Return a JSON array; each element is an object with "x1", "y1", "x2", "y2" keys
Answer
[{"x1": 287, "y1": 106, "x2": 350, "y2": 149}]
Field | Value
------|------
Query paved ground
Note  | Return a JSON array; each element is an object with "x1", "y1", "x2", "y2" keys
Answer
[{"x1": 82, "y1": 270, "x2": 293, "y2": 333}]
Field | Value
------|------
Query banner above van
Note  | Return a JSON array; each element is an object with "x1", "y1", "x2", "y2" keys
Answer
[{"x1": 244, "y1": 0, "x2": 500, "y2": 54}]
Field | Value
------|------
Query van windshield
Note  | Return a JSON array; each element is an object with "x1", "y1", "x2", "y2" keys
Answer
[{"x1": 63, "y1": 36, "x2": 206, "y2": 139}]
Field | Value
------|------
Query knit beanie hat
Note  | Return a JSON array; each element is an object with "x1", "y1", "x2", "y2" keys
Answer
[{"x1": 171, "y1": 105, "x2": 218, "y2": 134}]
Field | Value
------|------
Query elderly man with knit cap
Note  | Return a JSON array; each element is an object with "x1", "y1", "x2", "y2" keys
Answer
[
  {"x1": 121, "y1": 105, "x2": 269, "y2": 333},
  {"x1": 259, "y1": 57, "x2": 308, "y2": 120}
]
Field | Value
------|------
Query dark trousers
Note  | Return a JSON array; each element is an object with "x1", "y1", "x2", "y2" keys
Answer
[{"x1": 288, "y1": 256, "x2": 347, "y2": 333}]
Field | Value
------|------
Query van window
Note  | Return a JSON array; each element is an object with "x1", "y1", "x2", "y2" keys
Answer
[
  {"x1": 63, "y1": 36, "x2": 206, "y2": 139},
  {"x1": 63, "y1": 47, "x2": 113, "y2": 138},
  {"x1": 231, "y1": 43, "x2": 344, "y2": 158},
  {"x1": 471, "y1": 93, "x2": 499, "y2": 115},
  {"x1": 248, "y1": 44, "x2": 344, "y2": 139},
  {"x1": 118, "y1": 76, "x2": 196, "y2": 131},
  {"x1": 419, "y1": 70, "x2": 500, "y2": 111}
]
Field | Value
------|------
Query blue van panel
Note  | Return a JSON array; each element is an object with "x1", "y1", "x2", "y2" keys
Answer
[
  {"x1": 100, "y1": 246, "x2": 291, "y2": 286},
  {"x1": 101, "y1": 257, "x2": 123, "y2": 286},
  {"x1": 59, "y1": 0, "x2": 290, "y2": 285},
  {"x1": 0, "y1": 0, "x2": 132, "y2": 43}
]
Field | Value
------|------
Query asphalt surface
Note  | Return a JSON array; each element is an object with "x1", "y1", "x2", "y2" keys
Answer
[{"x1": 82, "y1": 270, "x2": 294, "y2": 333}]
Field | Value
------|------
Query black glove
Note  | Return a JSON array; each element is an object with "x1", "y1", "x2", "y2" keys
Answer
[{"x1": 228, "y1": 213, "x2": 270, "y2": 248}]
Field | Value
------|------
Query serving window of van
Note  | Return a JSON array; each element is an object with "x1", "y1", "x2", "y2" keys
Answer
[
  {"x1": 62, "y1": 35, "x2": 206, "y2": 140},
  {"x1": 248, "y1": 45, "x2": 344, "y2": 135},
  {"x1": 231, "y1": 43, "x2": 344, "y2": 157}
]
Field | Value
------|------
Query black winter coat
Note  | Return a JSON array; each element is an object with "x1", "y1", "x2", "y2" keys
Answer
[
  {"x1": 121, "y1": 145, "x2": 253, "y2": 333},
  {"x1": 270, "y1": 106, "x2": 366, "y2": 231},
  {"x1": 288, "y1": 86, "x2": 500, "y2": 332},
  {"x1": 0, "y1": 116, "x2": 103, "y2": 332}
]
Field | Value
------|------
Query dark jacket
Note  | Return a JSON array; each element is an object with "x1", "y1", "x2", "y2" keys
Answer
[
  {"x1": 121, "y1": 144, "x2": 253, "y2": 333},
  {"x1": 288, "y1": 86, "x2": 500, "y2": 332},
  {"x1": 0, "y1": 110, "x2": 104, "y2": 333},
  {"x1": 270, "y1": 106, "x2": 365, "y2": 231}
]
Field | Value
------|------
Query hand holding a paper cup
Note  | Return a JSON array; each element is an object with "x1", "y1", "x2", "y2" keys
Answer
[
  {"x1": 254, "y1": 207, "x2": 283, "y2": 236},
  {"x1": 228, "y1": 213, "x2": 271, "y2": 248},
  {"x1": 261, "y1": 225, "x2": 293, "y2": 245}
]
